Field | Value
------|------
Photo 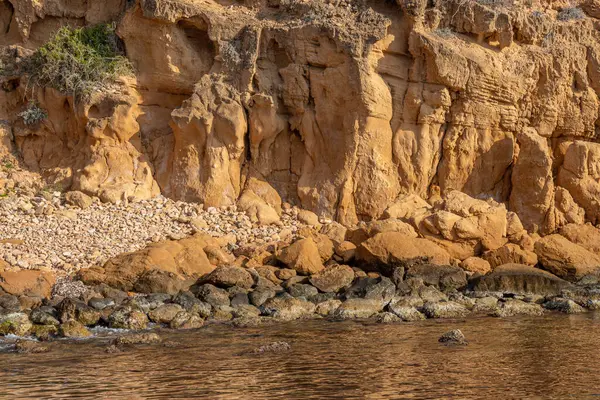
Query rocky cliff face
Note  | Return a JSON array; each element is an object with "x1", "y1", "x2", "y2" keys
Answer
[{"x1": 1, "y1": 0, "x2": 600, "y2": 234}]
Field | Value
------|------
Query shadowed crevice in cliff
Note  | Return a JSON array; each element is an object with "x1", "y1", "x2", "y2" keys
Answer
[{"x1": 0, "y1": 0, "x2": 14, "y2": 36}]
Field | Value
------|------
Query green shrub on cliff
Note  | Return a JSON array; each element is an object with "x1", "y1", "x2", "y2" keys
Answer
[
  {"x1": 24, "y1": 24, "x2": 133, "y2": 99},
  {"x1": 557, "y1": 7, "x2": 585, "y2": 21},
  {"x1": 18, "y1": 102, "x2": 47, "y2": 125}
]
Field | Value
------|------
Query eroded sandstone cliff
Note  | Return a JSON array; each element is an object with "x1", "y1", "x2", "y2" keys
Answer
[{"x1": 1, "y1": 0, "x2": 600, "y2": 235}]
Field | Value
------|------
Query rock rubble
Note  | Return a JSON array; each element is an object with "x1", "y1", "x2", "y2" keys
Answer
[{"x1": 0, "y1": 192, "x2": 303, "y2": 274}]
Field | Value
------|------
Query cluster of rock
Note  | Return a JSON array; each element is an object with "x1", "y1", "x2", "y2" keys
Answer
[
  {"x1": 0, "y1": 190, "x2": 303, "y2": 273},
  {"x1": 0, "y1": 187, "x2": 598, "y2": 341},
  {"x1": 0, "y1": 259, "x2": 595, "y2": 343}
]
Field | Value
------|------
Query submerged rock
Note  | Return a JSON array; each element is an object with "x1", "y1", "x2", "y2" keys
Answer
[
  {"x1": 251, "y1": 341, "x2": 291, "y2": 354},
  {"x1": 439, "y1": 329, "x2": 467, "y2": 345},
  {"x1": 114, "y1": 332, "x2": 162, "y2": 345},
  {"x1": 15, "y1": 340, "x2": 50, "y2": 354}
]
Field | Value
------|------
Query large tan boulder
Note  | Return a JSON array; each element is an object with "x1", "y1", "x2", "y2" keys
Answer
[
  {"x1": 383, "y1": 194, "x2": 431, "y2": 220},
  {"x1": 78, "y1": 234, "x2": 220, "y2": 292},
  {"x1": 483, "y1": 244, "x2": 538, "y2": 269},
  {"x1": 309, "y1": 265, "x2": 355, "y2": 293},
  {"x1": 319, "y1": 222, "x2": 347, "y2": 246},
  {"x1": 296, "y1": 228, "x2": 335, "y2": 262},
  {"x1": 364, "y1": 218, "x2": 418, "y2": 238},
  {"x1": 534, "y1": 234, "x2": 600, "y2": 281},
  {"x1": 356, "y1": 232, "x2": 452, "y2": 271},
  {"x1": 200, "y1": 266, "x2": 254, "y2": 289},
  {"x1": 460, "y1": 257, "x2": 491, "y2": 275},
  {"x1": 277, "y1": 238, "x2": 324, "y2": 275},
  {"x1": 559, "y1": 223, "x2": 600, "y2": 254},
  {"x1": 0, "y1": 268, "x2": 56, "y2": 298}
]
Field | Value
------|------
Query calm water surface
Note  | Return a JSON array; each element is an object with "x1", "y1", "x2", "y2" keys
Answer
[{"x1": 1, "y1": 314, "x2": 600, "y2": 399}]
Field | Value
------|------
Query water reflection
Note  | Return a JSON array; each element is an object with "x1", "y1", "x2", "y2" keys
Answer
[{"x1": 1, "y1": 314, "x2": 600, "y2": 399}]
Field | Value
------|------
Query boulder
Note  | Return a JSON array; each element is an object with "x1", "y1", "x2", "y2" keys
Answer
[
  {"x1": 388, "y1": 299, "x2": 426, "y2": 321},
  {"x1": 365, "y1": 219, "x2": 418, "y2": 238},
  {"x1": 296, "y1": 228, "x2": 335, "y2": 262},
  {"x1": 169, "y1": 312, "x2": 205, "y2": 329},
  {"x1": 173, "y1": 291, "x2": 211, "y2": 317},
  {"x1": 148, "y1": 304, "x2": 184, "y2": 324},
  {"x1": 59, "y1": 320, "x2": 91, "y2": 338},
  {"x1": 297, "y1": 209, "x2": 320, "y2": 226},
  {"x1": 0, "y1": 269, "x2": 55, "y2": 298},
  {"x1": 534, "y1": 234, "x2": 600, "y2": 281},
  {"x1": 275, "y1": 268, "x2": 297, "y2": 280},
  {"x1": 356, "y1": 232, "x2": 452, "y2": 273},
  {"x1": 334, "y1": 298, "x2": 383, "y2": 319},
  {"x1": 460, "y1": 257, "x2": 491, "y2": 275},
  {"x1": 559, "y1": 223, "x2": 600, "y2": 254},
  {"x1": 65, "y1": 191, "x2": 93, "y2": 209},
  {"x1": 287, "y1": 284, "x2": 318, "y2": 298},
  {"x1": 30, "y1": 324, "x2": 58, "y2": 341},
  {"x1": 201, "y1": 266, "x2": 254, "y2": 289},
  {"x1": 30, "y1": 309, "x2": 60, "y2": 326},
  {"x1": 439, "y1": 329, "x2": 467, "y2": 345},
  {"x1": 469, "y1": 264, "x2": 570, "y2": 296},
  {"x1": 319, "y1": 222, "x2": 347, "y2": 245},
  {"x1": 472, "y1": 297, "x2": 499, "y2": 313},
  {"x1": 315, "y1": 299, "x2": 342, "y2": 316},
  {"x1": 0, "y1": 294, "x2": 21, "y2": 312},
  {"x1": 309, "y1": 265, "x2": 355, "y2": 293},
  {"x1": 277, "y1": 238, "x2": 324, "y2": 275},
  {"x1": 78, "y1": 234, "x2": 220, "y2": 292},
  {"x1": 133, "y1": 270, "x2": 190, "y2": 294},
  {"x1": 260, "y1": 297, "x2": 316, "y2": 321},
  {"x1": 249, "y1": 287, "x2": 277, "y2": 307},
  {"x1": 421, "y1": 301, "x2": 469, "y2": 319},
  {"x1": 543, "y1": 298, "x2": 586, "y2": 314},
  {"x1": 482, "y1": 244, "x2": 537, "y2": 268},
  {"x1": 383, "y1": 194, "x2": 431, "y2": 219},
  {"x1": 0, "y1": 313, "x2": 32, "y2": 336},
  {"x1": 335, "y1": 241, "x2": 357, "y2": 263},
  {"x1": 377, "y1": 312, "x2": 401, "y2": 323},
  {"x1": 492, "y1": 299, "x2": 544, "y2": 317},
  {"x1": 107, "y1": 307, "x2": 149, "y2": 330},
  {"x1": 405, "y1": 264, "x2": 467, "y2": 291},
  {"x1": 193, "y1": 284, "x2": 230, "y2": 307}
]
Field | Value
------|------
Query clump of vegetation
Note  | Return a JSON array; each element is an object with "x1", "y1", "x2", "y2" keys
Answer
[
  {"x1": 475, "y1": 0, "x2": 513, "y2": 6},
  {"x1": 435, "y1": 27, "x2": 454, "y2": 38},
  {"x1": 18, "y1": 102, "x2": 47, "y2": 125},
  {"x1": 557, "y1": 7, "x2": 585, "y2": 21},
  {"x1": 23, "y1": 24, "x2": 133, "y2": 100}
]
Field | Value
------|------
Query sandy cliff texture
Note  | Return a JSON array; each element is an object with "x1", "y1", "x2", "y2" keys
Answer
[{"x1": 1, "y1": 0, "x2": 600, "y2": 234}]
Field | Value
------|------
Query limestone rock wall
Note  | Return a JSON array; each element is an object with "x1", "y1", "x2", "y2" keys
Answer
[{"x1": 2, "y1": 0, "x2": 600, "y2": 233}]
